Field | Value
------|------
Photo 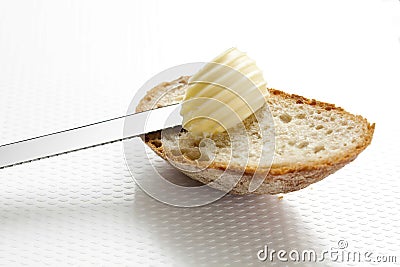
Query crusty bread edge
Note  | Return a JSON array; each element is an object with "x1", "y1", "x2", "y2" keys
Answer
[{"x1": 136, "y1": 77, "x2": 375, "y2": 194}]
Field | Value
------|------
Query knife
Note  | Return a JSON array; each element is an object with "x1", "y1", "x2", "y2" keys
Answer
[{"x1": 0, "y1": 104, "x2": 181, "y2": 169}]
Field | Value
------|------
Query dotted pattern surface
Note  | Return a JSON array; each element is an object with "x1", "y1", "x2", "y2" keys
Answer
[
  {"x1": 1, "y1": 1, "x2": 400, "y2": 265},
  {"x1": 1, "y1": 80, "x2": 400, "y2": 267}
]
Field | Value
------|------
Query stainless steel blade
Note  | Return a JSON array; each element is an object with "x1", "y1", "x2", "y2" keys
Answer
[{"x1": 0, "y1": 104, "x2": 181, "y2": 169}]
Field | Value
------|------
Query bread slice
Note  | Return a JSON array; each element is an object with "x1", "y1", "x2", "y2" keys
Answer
[{"x1": 136, "y1": 76, "x2": 375, "y2": 195}]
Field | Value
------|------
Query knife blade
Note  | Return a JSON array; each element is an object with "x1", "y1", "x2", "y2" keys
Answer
[{"x1": 0, "y1": 104, "x2": 181, "y2": 169}]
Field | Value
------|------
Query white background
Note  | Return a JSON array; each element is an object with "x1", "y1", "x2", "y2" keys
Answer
[{"x1": 1, "y1": 0, "x2": 400, "y2": 266}]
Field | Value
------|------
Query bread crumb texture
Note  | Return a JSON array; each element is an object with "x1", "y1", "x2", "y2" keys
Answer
[{"x1": 137, "y1": 76, "x2": 375, "y2": 195}]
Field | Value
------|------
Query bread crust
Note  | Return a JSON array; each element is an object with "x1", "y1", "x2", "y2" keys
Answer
[{"x1": 136, "y1": 76, "x2": 375, "y2": 195}]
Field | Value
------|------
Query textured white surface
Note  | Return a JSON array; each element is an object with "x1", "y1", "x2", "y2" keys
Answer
[
  {"x1": 1, "y1": 0, "x2": 400, "y2": 266},
  {"x1": 1, "y1": 129, "x2": 400, "y2": 266}
]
